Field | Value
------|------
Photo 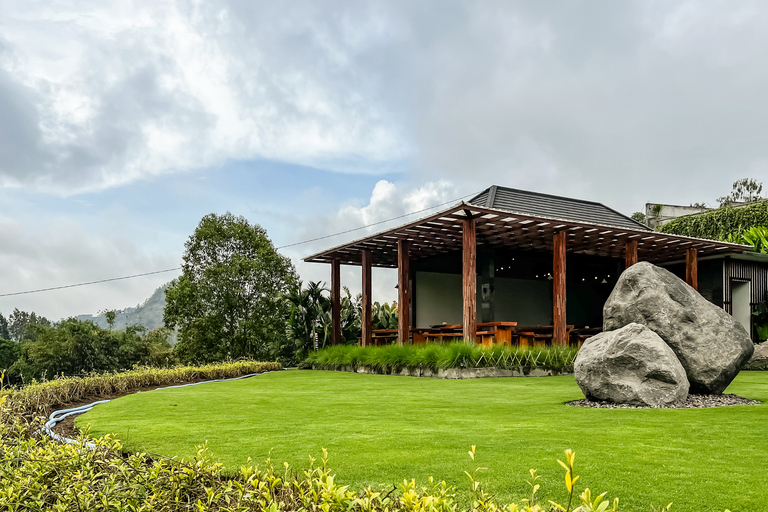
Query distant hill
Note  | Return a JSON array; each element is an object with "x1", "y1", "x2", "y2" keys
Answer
[{"x1": 77, "y1": 283, "x2": 174, "y2": 341}]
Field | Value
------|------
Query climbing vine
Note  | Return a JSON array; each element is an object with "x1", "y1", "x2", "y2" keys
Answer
[{"x1": 659, "y1": 201, "x2": 768, "y2": 241}]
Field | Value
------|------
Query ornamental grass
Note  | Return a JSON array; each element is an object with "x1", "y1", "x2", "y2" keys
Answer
[
  {"x1": 2, "y1": 360, "x2": 281, "y2": 416},
  {"x1": 307, "y1": 342, "x2": 578, "y2": 373}
]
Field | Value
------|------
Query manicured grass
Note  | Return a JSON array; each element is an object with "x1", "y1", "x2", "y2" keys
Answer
[{"x1": 77, "y1": 370, "x2": 768, "y2": 512}]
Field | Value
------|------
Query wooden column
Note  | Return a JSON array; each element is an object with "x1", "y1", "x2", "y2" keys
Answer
[
  {"x1": 625, "y1": 239, "x2": 638, "y2": 268},
  {"x1": 331, "y1": 258, "x2": 341, "y2": 345},
  {"x1": 361, "y1": 249, "x2": 372, "y2": 347},
  {"x1": 686, "y1": 248, "x2": 698, "y2": 290},
  {"x1": 553, "y1": 231, "x2": 567, "y2": 346},
  {"x1": 397, "y1": 240, "x2": 410, "y2": 346},
  {"x1": 462, "y1": 218, "x2": 477, "y2": 342}
]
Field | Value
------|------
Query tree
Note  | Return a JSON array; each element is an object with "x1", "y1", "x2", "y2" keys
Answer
[
  {"x1": 630, "y1": 212, "x2": 646, "y2": 224},
  {"x1": 285, "y1": 280, "x2": 330, "y2": 355},
  {"x1": 0, "y1": 313, "x2": 9, "y2": 341},
  {"x1": 8, "y1": 309, "x2": 51, "y2": 342},
  {"x1": 717, "y1": 178, "x2": 763, "y2": 206},
  {"x1": 164, "y1": 213, "x2": 297, "y2": 363}
]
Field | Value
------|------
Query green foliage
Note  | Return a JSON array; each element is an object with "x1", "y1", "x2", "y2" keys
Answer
[
  {"x1": 0, "y1": 338, "x2": 19, "y2": 382},
  {"x1": 285, "y1": 282, "x2": 363, "y2": 359},
  {"x1": 659, "y1": 201, "x2": 768, "y2": 242},
  {"x1": 736, "y1": 226, "x2": 768, "y2": 253},
  {"x1": 0, "y1": 396, "x2": 637, "y2": 512},
  {"x1": 752, "y1": 301, "x2": 768, "y2": 342},
  {"x1": 307, "y1": 342, "x2": 579, "y2": 373},
  {"x1": 103, "y1": 309, "x2": 117, "y2": 329},
  {"x1": 372, "y1": 301, "x2": 398, "y2": 329},
  {"x1": 6, "y1": 319, "x2": 175, "y2": 384},
  {"x1": 3, "y1": 360, "x2": 281, "y2": 416},
  {"x1": 717, "y1": 178, "x2": 763, "y2": 206},
  {"x1": 6, "y1": 308, "x2": 51, "y2": 342},
  {"x1": 630, "y1": 212, "x2": 645, "y2": 223},
  {"x1": 165, "y1": 212, "x2": 297, "y2": 364},
  {"x1": 0, "y1": 313, "x2": 9, "y2": 341}
]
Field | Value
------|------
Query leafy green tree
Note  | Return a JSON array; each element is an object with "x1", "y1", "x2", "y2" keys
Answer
[
  {"x1": 103, "y1": 310, "x2": 117, "y2": 330},
  {"x1": 0, "y1": 313, "x2": 10, "y2": 341},
  {"x1": 7, "y1": 308, "x2": 51, "y2": 342},
  {"x1": 285, "y1": 280, "x2": 330, "y2": 355},
  {"x1": 164, "y1": 213, "x2": 297, "y2": 364},
  {"x1": 8, "y1": 319, "x2": 175, "y2": 383},
  {"x1": 717, "y1": 178, "x2": 763, "y2": 206}
]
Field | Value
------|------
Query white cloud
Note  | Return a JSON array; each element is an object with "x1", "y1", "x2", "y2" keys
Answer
[
  {"x1": 284, "y1": 179, "x2": 460, "y2": 303},
  {"x1": 0, "y1": 0, "x2": 410, "y2": 194}
]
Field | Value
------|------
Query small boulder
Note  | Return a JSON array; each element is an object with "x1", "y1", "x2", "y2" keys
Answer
[
  {"x1": 744, "y1": 341, "x2": 768, "y2": 370},
  {"x1": 574, "y1": 323, "x2": 689, "y2": 407},
  {"x1": 604, "y1": 262, "x2": 754, "y2": 394}
]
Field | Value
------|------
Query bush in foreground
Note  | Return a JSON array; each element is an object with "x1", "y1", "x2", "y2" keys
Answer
[{"x1": 307, "y1": 343, "x2": 579, "y2": 374}]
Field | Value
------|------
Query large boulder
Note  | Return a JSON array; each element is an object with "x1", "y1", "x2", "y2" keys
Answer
[
  {"x1": 603, "y1": 262, "x2": 754, "y2": 394},
  {"x1": 574, "y1": 323, "x2": 689, "y2": 407}
]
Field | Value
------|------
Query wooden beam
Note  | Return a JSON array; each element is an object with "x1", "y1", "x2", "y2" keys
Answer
[
  {"x1": 331, "y1": 258, "x2": 342, "y2": 345},
  {"x1": 625, "y1": 239, "x2": 639, "y2": 268},
  {"x1": 397, "y1": 240, "x2": 410, "y2": 346},
  {"x1": 553, "y1": 231, "x2": 567, "y2": 346},
  {"x1": 361, "y1": 249, "x2": 372, "y2": 347},
  {"x1": 462, "y1": 218, "x2": 477, "y2": 342},
  {"x1": 686, "y1": 248, "x2": 698, "y2": 290}
]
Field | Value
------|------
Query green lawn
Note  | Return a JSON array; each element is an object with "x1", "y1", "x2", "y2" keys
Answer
[{"x1": 77, "y1": 370, "x2": 768, "y2": 512}]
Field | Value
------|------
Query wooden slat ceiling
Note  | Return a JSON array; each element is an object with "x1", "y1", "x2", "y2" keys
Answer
[{"x1": 303, "y1": 202, "x2": 750, "y2": 268}]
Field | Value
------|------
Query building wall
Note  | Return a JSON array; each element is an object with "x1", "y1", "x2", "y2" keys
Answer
[
  {"x1": 493, "y1": 277, "x2": 552, "y2": 326},
  {"x1": 414, "y1": 271, "x2": 465, "y2": 327}
]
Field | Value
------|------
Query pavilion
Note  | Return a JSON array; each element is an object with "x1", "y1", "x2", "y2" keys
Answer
[{"x1": 304, "y1": 186, "x2": 751, "y2": 346}]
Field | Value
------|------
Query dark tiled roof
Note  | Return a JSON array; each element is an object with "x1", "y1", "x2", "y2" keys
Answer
[{"x1": 468, "y1": 185, "x2": 650, "y2": 231}]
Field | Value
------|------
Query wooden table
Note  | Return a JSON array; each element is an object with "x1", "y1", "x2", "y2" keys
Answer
[
  {"x1": 515, "y1": 325, "x2": 574, "y2": 347},
  {"x1": 477, "y1": 321, "x2": 518, "y2": 347},
  {"x1": 423, "y1": 324, "x2": 463, "y2": 342}
]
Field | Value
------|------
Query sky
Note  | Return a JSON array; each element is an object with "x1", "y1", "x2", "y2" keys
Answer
[{"x1": 2, "y1": 0, "x2": 768, "y2": 320}]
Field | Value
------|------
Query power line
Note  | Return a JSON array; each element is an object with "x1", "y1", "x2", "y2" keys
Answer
[
  {"x1": 275, "y1": 190, "x2": 481, "y2": 249},
  {"x1": 0, "y1": 268, "x2": 181, "y2": 298},
  {"x1": 1, "y1": 190, "x2": 481, "y2": 297}
]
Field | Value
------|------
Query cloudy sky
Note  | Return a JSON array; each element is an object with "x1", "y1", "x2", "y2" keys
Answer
[{"x1": 2, "y1": 0, "x2": 768, "y2": 320}]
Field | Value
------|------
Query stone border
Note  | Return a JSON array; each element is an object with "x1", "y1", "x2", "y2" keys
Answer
[{"x1": 314, "y1": 365, "x2": 573, "y2": 379}]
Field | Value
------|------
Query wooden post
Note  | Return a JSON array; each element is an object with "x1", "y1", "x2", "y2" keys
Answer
[
  {"x1": 397, "y1": 240, "x2": 410, "y2": 346},
  {"x1": 361, "y1": 249, "x2": 372, "y2": 347},
  {"x1": 553, "y1": 231, "x2": 567, "y2": 346},
  {"x1": 625, "y1": 239, "x2": 638, "y2": 268},
  {"x1": 462, "y1": 218, "x2": 477, "y2": 342},
  {"x1": 686, "y1": 248, "x2": 698, "y2": 290},
  {"x1": 331, "y1": 258, "x2": 342, "y2": 345}
]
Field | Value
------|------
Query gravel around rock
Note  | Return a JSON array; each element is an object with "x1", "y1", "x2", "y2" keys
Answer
[{"x1": 567, "y1": 393, "x2": 760, "y2": 409}]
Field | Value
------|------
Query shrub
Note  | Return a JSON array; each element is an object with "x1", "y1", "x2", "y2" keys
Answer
[
  {"x1": 3, "y1": 360, "x2": 281, "y2": 416},
  {"x1": 307, "y1": 343, "x2": 578, "y2": 374}
]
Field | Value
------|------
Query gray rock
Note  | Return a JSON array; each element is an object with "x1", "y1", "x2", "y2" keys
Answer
[
  {"x1": 604, "y1": 262, "x2": 754, "y2": 394},
  {"x1": 574, "y1": 323, "x2": 689, "y2": 407},
  {"x1": 744, "y1": 342, "x2": 768, "y2": 370}
]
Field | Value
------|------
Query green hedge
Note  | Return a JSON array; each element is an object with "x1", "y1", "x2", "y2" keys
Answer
[
  {"x1": 307, "y1": 343, "x2": 578, "y2": 373},
  {"x1": 659, "y1": 201, "x2": 768, "y2": 241},
  {"x1": 3, "y1": 360, "x2": 282, "y2": 415}
]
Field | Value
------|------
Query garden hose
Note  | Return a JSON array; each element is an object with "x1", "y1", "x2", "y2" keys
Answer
[{"x1": 43, "y1": 368, "x2": 288, "y2": 448}]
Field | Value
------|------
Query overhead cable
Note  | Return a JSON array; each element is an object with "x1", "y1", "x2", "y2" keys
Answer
[{"x1": 1, "y1": 189, "x2": 481, "y2": 297}]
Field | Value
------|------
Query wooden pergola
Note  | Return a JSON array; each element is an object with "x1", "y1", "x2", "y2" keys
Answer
[{"x1": 304, "y1": 201, "x2": 750, "y2": 346}]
